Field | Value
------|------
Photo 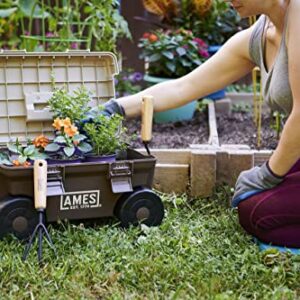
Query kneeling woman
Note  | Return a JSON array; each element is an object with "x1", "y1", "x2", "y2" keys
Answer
[{"x1": 97, "y1": 0, "x2": 300, "y2": 247}]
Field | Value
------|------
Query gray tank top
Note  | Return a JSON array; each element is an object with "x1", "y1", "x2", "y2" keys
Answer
[{"x1": 249, "y1": 14, "x2": 292, "y2": 115}]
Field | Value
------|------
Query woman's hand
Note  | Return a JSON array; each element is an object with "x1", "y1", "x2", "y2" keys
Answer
[{"x1": 232, "y1": 161, "x2": 284, "y2": 207}]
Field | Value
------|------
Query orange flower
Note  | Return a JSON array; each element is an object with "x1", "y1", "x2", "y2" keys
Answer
[
  {"x1": 33, "y1": 135, "x2": 50, "y2": 148},
  {"x1": 62, "y1": 117, "x2": 72, "y2": 128},
  {"x1": 149, "y1": 34, "x2": 158, "y2": 42},
  {"x1": 64, "y1": 125, "x2": 78, "y2": 137},
  {"x1": 52, "y1": 118, "x2": 63, "y2": 130},
  {"x1": 12, "y1": 160, "x2": 20, "y2": 166},
  {"x1": 23, "y1": 161, "x2": 31, "y2": 167}
]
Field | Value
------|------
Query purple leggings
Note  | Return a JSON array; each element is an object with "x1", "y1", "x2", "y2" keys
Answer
[{"x1": 238, "y1": 160, "x2": 300, "y2": 248}]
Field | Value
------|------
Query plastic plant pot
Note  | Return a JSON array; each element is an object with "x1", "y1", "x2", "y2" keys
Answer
[
  {"x1": 84, "y1": 153, "x2": 116, "y2": 163},
  {"x1": 47, "y1": 156, "x2": 83, "y2": 165}
]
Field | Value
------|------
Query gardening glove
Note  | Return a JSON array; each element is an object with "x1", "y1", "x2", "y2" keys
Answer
[
  {"x1": 82, "y1": 99, "x2": 125, "y2": 124},
  {"x1": 231, "y1": 161, "x2": 284, "y2": 207}
]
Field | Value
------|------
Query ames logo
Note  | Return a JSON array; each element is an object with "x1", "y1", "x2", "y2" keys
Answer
[{"x1": 60, "y1": 190, "x2": 101, "y2": 210}]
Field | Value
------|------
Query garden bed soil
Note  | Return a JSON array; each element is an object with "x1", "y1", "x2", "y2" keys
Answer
[
  {"x1": 217, "y1": 110, "x2": 279, "y2": 150},
  {"x1": 126, "y1": 108, "x2": 278, "y2": 150},
  {"x1": 125, "y1": 110, "x2": 209, "y2": 149}
]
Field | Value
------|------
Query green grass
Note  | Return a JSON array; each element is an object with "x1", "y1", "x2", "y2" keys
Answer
[{"x1": 1, "y1": 188, "x2": 300, "y2": 300}]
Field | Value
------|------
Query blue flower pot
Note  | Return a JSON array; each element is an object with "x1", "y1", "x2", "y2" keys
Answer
[{"x1": 144, "y1": 74, "x2": 197, "y2": 123}]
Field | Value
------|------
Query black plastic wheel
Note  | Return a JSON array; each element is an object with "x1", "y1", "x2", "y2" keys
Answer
[
  {"x1": 0, "y1": 196, "x2": 38, "y2": 240},
  {"x1": 114, "y1": 188, "x2": 164, "y2": 228}
]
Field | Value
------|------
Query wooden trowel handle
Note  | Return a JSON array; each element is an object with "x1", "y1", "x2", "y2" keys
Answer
[
  {"x1": 34, "y1": 159, "x2": 48, "y2": 210},
  {"x1": 141, "y1": 95, "x2": 154, "y2": 142}
]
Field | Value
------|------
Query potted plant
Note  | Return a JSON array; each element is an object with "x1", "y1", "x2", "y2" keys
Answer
[
  {"x1": 140, "y1": 0, "x2": 247, "y2": 101},
  {"x1": 45, "y1": 117, "x2": 92, "y2": 164},
  {"x1": 48, "y1": 86, "x2": 92, "y2": 127},
  {"x1": 83, "y1": 111, "x2": 131, "y2": 163},
  {"x1": 138, "y1": 28, "x2": 209, "y2": 123},
  {"x1": 6, "y1": 138, "x2": 48, "y2": 167}
]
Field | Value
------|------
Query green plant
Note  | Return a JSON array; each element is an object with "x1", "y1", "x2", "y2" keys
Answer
[
  {"x1": 0, "y1": 0, "x2": 131, "y2": 53},
  {"x1": 197, "y1": 98, "x2": 213, "y2": 113},
  {"x1": 45, "y1": 117, "x2": 92, "y2": 159},
  {"x1": 115, "y1": 69, "x2": 143, "y2": 98},
  {"x1": 0, "y1": 151, "x2": 13, "y2": 166},
  {"x1": 141, "y1": 0, "x2": 245, "y2": 46},
  {"x1": 138, "y1": 28, "x2": 209, "y2": 78},
  {"x1": 231, "y1": 103, "x2": 252, "y2": 113},
  {"x1": 226, "y1": 83, "x2": 259, "y2": 93},
  {"x1": 48, "y1": 86, "x2": 91, "y2": 125},
  {"x1": 271, "y1": 111, "x2": 286, "y2": 140},
  {"x1": 7, "y1": 138, "x2": 48, "y2": 166},
  {"x1": 179, "y1": 0, "x2": 245, "y2": 45},
  {"x1": 84, "y1": 112, "x2": 130, "y2": 156},
  {"x1": 1, "y1": 188, "x2": 299, "y2": 299}
]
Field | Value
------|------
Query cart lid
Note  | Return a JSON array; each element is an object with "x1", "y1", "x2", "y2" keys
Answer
[{"x1": 0, "y1": 50, "x2": 119, "y2": 145}]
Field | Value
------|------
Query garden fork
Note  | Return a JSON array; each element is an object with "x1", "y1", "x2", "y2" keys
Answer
[{"x1": 23, "y1": 159, "x2": 56, "y2": 264}]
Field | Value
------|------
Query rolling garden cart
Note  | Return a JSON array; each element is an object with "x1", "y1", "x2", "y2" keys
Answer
[{"x1": 0, "y1": 50, "x2": 164, "y2": 245}]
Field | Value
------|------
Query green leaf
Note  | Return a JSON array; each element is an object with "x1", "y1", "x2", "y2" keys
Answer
[
  {"x1": 23, "y1": 145, "x2": 35, "y2": 156},
  {"x1": 18, "y1": 156, "x2": 27, "y2": 164},
  {"x1": 63, "y1": 146, "x2": 75, "y2": 157},
  {"x1": 54, "y1": 136, "x2": 66, "y2": 144},
  {"x1": 19, "y1": 0, "x2": 51, "y2": 18},
  {"x1": 176, "y1": 47, "x2": 187, "y2": 56},
  {"x1": 0, "y1": 152, "x2": 13, "y2": 166},
  {"x1": 166, "y1": 62, "x2": 176, "y2": 73},
  {"x1": 73, "y1": 134, "x2": 87, "y2": 142},
  {"x1": 45, "y1": 143, "x2": 60, "y2": 152},
  {"x1": 148, "y1": 53, "x2": 161, "y2": 63},
  {"x1": 0, "y1": 8, "x2": 18, "y2": 18},
  {"x1": 162, "y1": 51, "x2": 174, "y2": 60},
  {"x1": 78, "y1": 142, "x2": 93, "y2": 154},
  {"x1": 180, "y1": 59, "x2": 192, "y2": 67},
  {"x1": 7, "y1": 143, "x2": 21, "y2": 154},
  {"x1": 29, "y1": 152, "x2": 48, "y2": 160}
]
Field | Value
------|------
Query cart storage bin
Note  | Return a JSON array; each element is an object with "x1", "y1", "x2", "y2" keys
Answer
[{"x1": 0, "y1": 50, "x2": 164, "y2": 239}]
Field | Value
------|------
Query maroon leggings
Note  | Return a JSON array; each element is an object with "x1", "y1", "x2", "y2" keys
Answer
[{"x1": 238, "y1": 160, "x2": 300, "y2": 248}]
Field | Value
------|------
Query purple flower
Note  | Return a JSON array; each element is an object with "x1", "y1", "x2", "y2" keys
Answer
[
  {"x1": 122, "y1": 76, "x2": 128, "y2": 81},
  {"x1": 46, "y1": 32, "x2": 55, "y2": 37},
  {"x1": 129, "y1": 72, "x2": 143, "y2": 82},
  {"x1": 114, "y1": 78, "x2": 119, "y2": 85},
  {"x1": 70, "y1": 42, "x2": 78, "y2": 49}
]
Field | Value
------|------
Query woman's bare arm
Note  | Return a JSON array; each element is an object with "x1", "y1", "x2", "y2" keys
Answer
[
  {"x1": 268, "y1": 0, "x2": 300, "y2": 175},
  {"x1": 117, "y1": 26, "x2": 256, "y2": 118}
]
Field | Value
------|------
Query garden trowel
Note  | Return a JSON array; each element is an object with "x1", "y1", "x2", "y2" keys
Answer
[
  {"x1": 23, "y1": 159, "x2": 55, "y2": 264},
  {"x1": 141, "y1": 95, "x2": 154, "y2": 155}
]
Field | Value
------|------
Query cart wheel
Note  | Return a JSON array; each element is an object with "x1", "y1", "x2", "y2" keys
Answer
[
  {"x1": 0, "y1": 196, "x2": 38, "y2": 240},
  {"x1": 115, "y1": 188, "x2": 164, "y2": 228}
]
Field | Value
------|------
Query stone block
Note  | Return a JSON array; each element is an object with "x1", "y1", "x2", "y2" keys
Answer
[
  {"x1": 190, "y1": 149, "x2": 216, "y2": 197},
  {"x1": 217, "y1": 149, "x2": 254, "y2": 186},
  {"x1": 254, "y1": 150, "x2": 273, "y2": 166},
  {"x1": 214, "y1": 98, "x2": 232, "y2": 115},
  {"x1": 153, "y1": 163, "x2": 189, "y2": 194}
]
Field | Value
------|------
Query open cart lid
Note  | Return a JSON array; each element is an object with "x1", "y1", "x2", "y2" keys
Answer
[{"x1": 0, "y1": 50, "x2": 119, "y2": 145}]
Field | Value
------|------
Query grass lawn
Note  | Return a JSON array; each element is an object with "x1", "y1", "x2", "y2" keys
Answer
[{"x1": 1, "y1": 187, "x2": 300, "y2": 299}]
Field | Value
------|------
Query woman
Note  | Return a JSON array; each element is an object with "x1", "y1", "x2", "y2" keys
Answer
[{"x1": 99, "y1": 0, "x2": 300, "y2": 247}]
